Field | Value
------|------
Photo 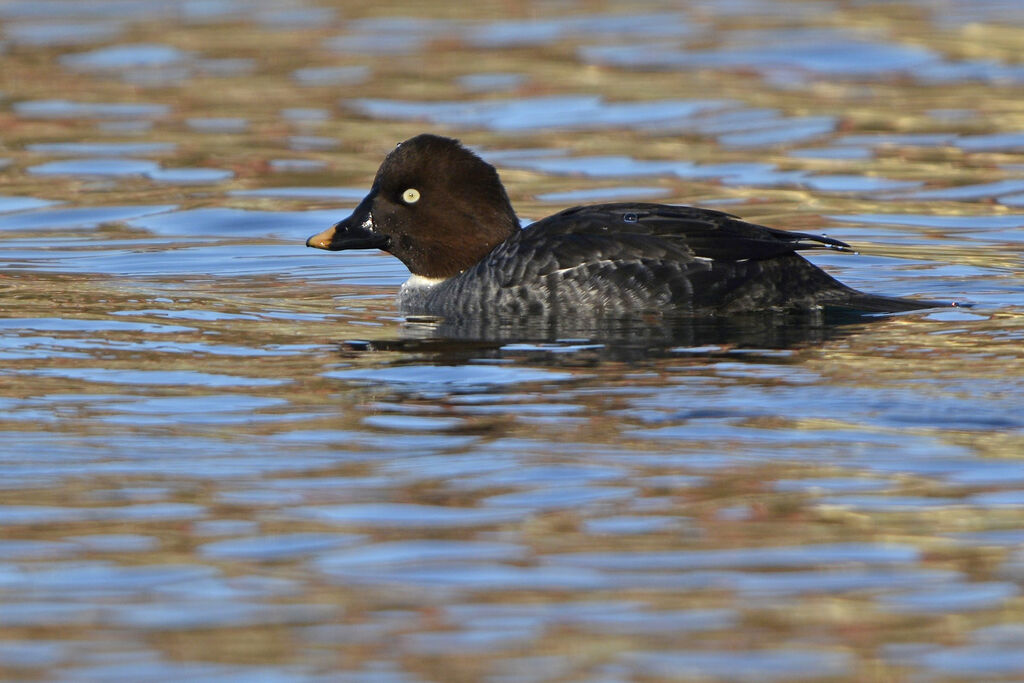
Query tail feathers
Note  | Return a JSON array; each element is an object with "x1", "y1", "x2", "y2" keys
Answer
[{"x1": 826, "y1": 290, "x2": 958, "y2": 314}]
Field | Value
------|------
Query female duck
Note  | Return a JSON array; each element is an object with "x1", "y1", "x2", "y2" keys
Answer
[{"x1": 306, "y1": 134, "x2": 949, "y2": 318}]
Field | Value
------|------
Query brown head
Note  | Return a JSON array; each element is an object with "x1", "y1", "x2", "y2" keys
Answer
[{"x1": 306, "y1": 134, "x2": 520, "y2": 279}]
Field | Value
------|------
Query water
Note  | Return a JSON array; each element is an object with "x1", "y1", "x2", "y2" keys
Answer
[{"x1": 2, "y1": 0, "x2": 1024, "y2": 680}]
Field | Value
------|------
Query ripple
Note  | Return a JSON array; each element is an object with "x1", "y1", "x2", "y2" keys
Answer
[
  {"x1": 502, "y1": 154, "x2": 691, "y2": 178},
  {"x1": 891, "y1": 179, "x2": 1024, "y2": 201},
  {"x1": 0, "y1": 195, "x2": 60, "y2": 213},
  {"x1": 0, "y1": 336, "x2": 313, "y2": 363},
  {"x1": 465, "y1": 12, "x2": 690, "y2": 48},
  {"x1": 0, "y1": 503, "x2": 206, "y2": 525},
  {"x1": 881, "y1": 582, "x2": 1019, "y2": 613},
  {"x1": 228, "y1": 187, "x2": 366, "y2": 201},
  {"x1": 501, "y1": 153, "x2": 809, "y2": 188},
  {"x1": 400, "y1": 628, "x2": 539, "y2": 655},
  {"x1": 829, "y1": 212, "x2": 1024, "y2": 229},
  {"x1": 774, "y1": 477, "x2": 892, "y2": 493},
  {"x1": 3, "y1": 21, "x2": 121, "y2": 46},
  {"x1": 314, "y1": 540, "x2": 526, "y2": 571},
  {"x1": 271, "y1": 430, "x2": 475, "y2": 456},
  {"x1": 326, "y1": 33, "x2": 430, "y2": 55},
  {"x1": 732, "y1": 567, "x2": 964, "y2": 596},
  {"x1": 325, "y1": 364, "x2": 576, "y2": 390},
  {"x1": 910, "y1": 646, "x2": 1024, "y2": 676},
  {"x1": 200, "y1": 533, "x2": 365, "y2": 560},
  {"x1": 217, "y1": 488, "x2": 306, "y2": 505},
  {"x1": 145, "y1": 167, "x2": 234, "y2": 184},
  {"x1": 918, "y1": 59, "x2": 1024, "y2": 84},
  {"x1": 282, "y1": 107, "x2": 330, "y2": 124},
  {"x1": 347, "y1": 16, "x2": 457, "y2": 34},
  {"x1": 449, "y1": 463, "x2": 625, "y2": 489},
  {"x1": 802, "y1": 174, "x2": 922, "y2": 193},
  {"x1": 22, "y1": 367, "x2": 286, "y2": 387},
  {"x1": 362, "y1": 414, "x2": 466, "y2": 431},
  {"x1": 546, "y1": 543, "x2": 919, "y2": 570},
  {"x1": 3, "y1": 241, "x2": 339, "y2": 277},
  {"x1": 65, "y1": 533, "x2": 158, "y2": 552},
  {"x1": 288, "y1": 135, "x2": 338, "y2": 151},
  {"x1": 28, "y1": 158, "x2": 161, "y2": 176},
  {"x1": 0, "y1": 640, "x2": 70, "y2": 668},
  {"x1": 104, "y1": 395, "x2": 286, "y2": 415},
  {"x1": 322, "y1": 563, "x2": 609, "y2": 591},
  {"x1": 972, "y1": 623, "x2": 1024, "y2": 646},
  {"x1": 946, "y1": 529, "x2": 1024, "y2": 546},
  {"x1": 13, "y1": 99, "x2": 169, "y2": 119},
  {"x1": 346, "y1": 96, "x2": 732, "y2": 132},
  {"x1": 956, "y1": 130, "x2": 1024, "y2": 151},
  {"x1": 286, "y1": 503, "x2": 530, "y2": 528},
  {"x1": 0, "y1": 539, "x2": 79, "y2": 559},
  {"x1": 26, "y1": 141, "x2": 176, "y2": 156},
  {"x1": 62, "y1": 43, "x2": 188, "y2": 70},
  {"x1": 535, "y1": 186, "x2": 670, "y2": 202},
  {"x1": 51, "y1": 659, "x2": 321, "y2": 683},
  {"x1": 1000, "y1": 193, "x2": 1024, "y2": 208},
  {"x1": 268, "y1": 159, "x2": 328, "y2": 172},
  {"x1": 186, "y1": 117, "x2": 248, "y2": 133},
  {"x1": 124, "y1": 206, "x2": 342, "y2": 240},
  {"x1": 620, "y1": 649, "x2": 852, "y2": 681},
  {"x1": 107, "y1": 601, "x2": 336, "y2": 630},
  {"x1": 255, "y1": 7, "x2": 336, "y2": 28},
  {"x1": 196, "y1": 57, "x2": 254, "y2": 77},
  {"x1": 578, "y1": 608, "x2": 737, "y2": 634},
  {"x1": 0, "y1": 204, "x2": 176, "y2": 233},
  {"x1": 584, "y1": 516, "x2": 687, "y2": 534},
  {"x1": 3, "y1": 565, "x2": 222, "y2": 602},
  {"x1": 0, "y1": 1, "x2": 172, "y2": 20},
  {"x1": 457, "y1": 72, "x2": 526, "y2": 92},
  {"x1": 292, "y1": 65, "x2": 370, "y2": 86},
  {"x1": 192, "y1": 519, "x2": 261, "y2": 537},
  {"x1": 0, "y1": 317, "x2": 193, "y2": 333},
  {"x1": 0, "y1": 603, "x2": 110, "y2": 627},
  {"x1": 482, "y1": 486, "x2": 635, "y2": 510},
  {"x1": 718, "y1": 116, "x2": 837, "y2": 147},
  {"x1": 836, "y1": 132, "x2": 960, "y2": 147},
  {"x1": 969, "y1": 490, "x2": 1024, "y2": 507},
  {"x1": 789, "y1": 146, "x2": 873, "y2": 160},
  {"x1": 580, "y1": 30, "x2": 938, "y2": 78},
  {"x1": 817, "y1": 495, "x2": 962, "y2": 511}
]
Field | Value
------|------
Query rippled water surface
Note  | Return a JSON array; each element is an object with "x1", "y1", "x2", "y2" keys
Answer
[{"x1": 3, "y1": 0, "x2": 1024, "y2": 680}]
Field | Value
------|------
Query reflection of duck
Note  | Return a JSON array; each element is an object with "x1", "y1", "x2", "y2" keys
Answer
[
  {"x1": 337, "y1": 310, "x2": 867, "y2": 362},
  {"x1": 397, "y1": 309, "x2": 863, "y2": 356},
  {"x1": 307, "y1": 134, "x2": 953, "y2": 318}
]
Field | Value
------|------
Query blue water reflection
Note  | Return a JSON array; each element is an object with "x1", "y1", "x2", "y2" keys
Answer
[{"x1": 2, "y1": 0, "x2": 1024, "y2": 680}]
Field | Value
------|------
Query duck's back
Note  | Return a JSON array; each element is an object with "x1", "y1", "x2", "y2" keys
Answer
[{"x1": 399, "y1": 203, "x2": 930, "y2": 318}]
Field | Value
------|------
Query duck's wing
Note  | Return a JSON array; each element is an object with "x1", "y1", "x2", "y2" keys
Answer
[
  {"x1": 518, "y1": 203, "x2": 851, "y2": 263},
  {"x1": 449, "y1": 203, "x2": 944, "y2": 317},
  {"x1": 462, "y1": 203, "x2": 850, "y2": 315}
]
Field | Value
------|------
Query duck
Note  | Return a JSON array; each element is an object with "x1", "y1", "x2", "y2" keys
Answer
[{"x1": 306, "y1": 133, "x2": 951, "y2": 318}]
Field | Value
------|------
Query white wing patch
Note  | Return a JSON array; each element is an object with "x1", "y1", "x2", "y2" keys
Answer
[
  {"x1": 547, "y1": 257, "x2": 712, "y2": 278},
  {"x1": 402, "y1": 274, "x2": 448, "y2": 290}
]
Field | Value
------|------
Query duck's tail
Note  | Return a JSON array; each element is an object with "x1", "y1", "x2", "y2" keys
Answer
[{"x1": 826, "y1": 290, "x2": 961, "y2": 314}]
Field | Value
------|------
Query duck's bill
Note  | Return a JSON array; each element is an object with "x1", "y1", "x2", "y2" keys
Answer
[{"x1": 306, "y1": 214, "x2": 388, "y2": 251}]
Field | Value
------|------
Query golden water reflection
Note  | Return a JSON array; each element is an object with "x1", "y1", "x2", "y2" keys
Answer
[{"x1": 2, "y1": 0, "x2": 1024, "y2": 680}]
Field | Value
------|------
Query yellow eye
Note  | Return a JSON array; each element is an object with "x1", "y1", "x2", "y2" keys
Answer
[{"x1": 402, "y1": 188, "x2": 420, "y2": 204}]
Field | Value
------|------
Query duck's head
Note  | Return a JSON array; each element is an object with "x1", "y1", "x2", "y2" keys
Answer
[{"x1": 306, "y1": 134, "x2": 520, "y2": 279}]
